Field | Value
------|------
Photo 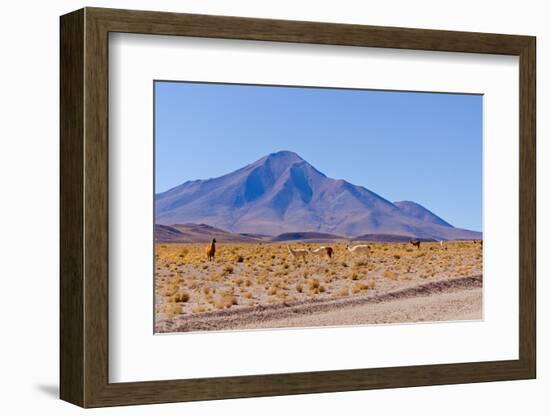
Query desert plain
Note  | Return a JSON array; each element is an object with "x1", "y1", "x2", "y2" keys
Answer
[{"x1": 154, "y1": 240, "x2": 482, "y2": 333}]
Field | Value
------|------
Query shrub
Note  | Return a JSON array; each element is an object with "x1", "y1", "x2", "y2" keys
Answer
[
  {"x1": 383, "y1": 270, "x2": 398, "y2": 280},
  {"x1": 338, "y1": 287, "x2": 349, "y2": 297},
  {"x1": 214, "y1": 293, "x2": 238, "y2": 309},
  {"x1": 222, "y1": 265, "x2": 234, "y2": 275},
  {"x1": 351, "y1": 283, "x2": 369, "y2": 294},
  {"x1": 307, "y1": 278, "x2": 320, "y2": 290},
  {"x1": 164, "y1": 303, "x2": 181, "y2": 317},
  {"x1": 354, "y1": 260, "x2": 368, "y2": 268},
  {"x1": 172, "y1": 291, "x2": 190, "y2": 303}
]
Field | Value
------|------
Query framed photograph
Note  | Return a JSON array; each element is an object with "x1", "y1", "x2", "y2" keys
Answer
[{"x1": 60, "y1": 7, "x2": 536, "y2": 408}]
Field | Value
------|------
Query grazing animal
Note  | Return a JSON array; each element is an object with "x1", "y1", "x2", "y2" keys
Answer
[
  {"x1": 309, "y1": 246, "x2": 334, "y2": 260},
  {"x1": 205, "y1": 238, "x2": 216, "y2": 261},
  {"x1": 409, "y1": 240, "x2": 421, "y2": 249},
  {"x1": 346, "y1": 243, "x2": 371, "y2": 256},
  {"x1": 287, "y1": 244, "x2": 309, "y2": 261}
]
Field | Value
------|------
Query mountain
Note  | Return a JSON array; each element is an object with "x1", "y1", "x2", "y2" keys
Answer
[
  {"x1": 392, "y1": 201, "x2": 452, "y2": 227},
  {"x1": 155, "y1": 151, "x2": 481, "y2": 240}
]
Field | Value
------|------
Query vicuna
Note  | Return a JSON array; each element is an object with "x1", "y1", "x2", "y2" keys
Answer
[
  {"x1": 205, "y1": 238, "x2": 216, "y2": 261},
  {"x1": 287, "y1": 244, "x2": 309, "y2": 261}
]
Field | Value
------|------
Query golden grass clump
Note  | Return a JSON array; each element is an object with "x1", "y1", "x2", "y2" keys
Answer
[
  {"x1": 348, "y1": 272, "x2": 359, "y2": 281},
  {"x1": 307, "y1": 278, "x2": 320, "y2": 290},
  {"x1": 222, "y1": 265, "x2": 234, "y2": 275},
  {"x1": 172, "y1": 291, "x2": 190, "y2": 303},
  {"x1": 338, "y1": 287, "x2": 349, "y2": 297},
  {"x1": 214, "y1": 292, "x2": 238, "y2": 309},
  {"x1": 163, "y1": 303, "x2": 181, "y2": 317},
  {"x1": 351, "y1": 282, "x2": 371, "y2": 294},
  {"x1": 353, "y1": 259, "x2": 368, "y2": 268},
  {"x1": 383, "y1": 270, "x2": 398, "y2": 280}
]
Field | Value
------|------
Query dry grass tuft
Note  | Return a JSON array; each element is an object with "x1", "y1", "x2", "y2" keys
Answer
[
  {"x1": 307, "y1": 278, "x2": 320, "y2": 290},
  {"x1": 172, "y1": 291, "x2": 190, "y2": 303},
  {"x1": 214, "y1": 292, "x2": 238, "y2": 309}
]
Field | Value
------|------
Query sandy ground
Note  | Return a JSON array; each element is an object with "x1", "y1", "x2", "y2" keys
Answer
[
  {"x1": 237, "y1": 287, "x2": 482, "y2": 330},
  {"x1": 156, "y1": 274, "x2": 482, "y2": 332}
]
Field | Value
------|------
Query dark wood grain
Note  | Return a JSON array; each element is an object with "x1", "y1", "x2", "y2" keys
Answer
[
  {"x1": 59, "y1": 8, "x2": 84, "y2": 407},
  {"x1": 60, "y1": 7, "x2": 537, "y2": 408},
  {"x1": 83, "y1": 10, "x2": 110, "y2": 406},
  {"x1": 519, "y1": 38, "x2": 537, "y2": 376}
]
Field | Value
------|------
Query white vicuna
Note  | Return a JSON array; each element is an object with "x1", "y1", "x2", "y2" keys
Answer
[
  {"x1": 346, "y1": 243, "x2": 371, "y2": 257},
  {"x1": 287, "y1": 244, "x2": 309, "y2": 261}
]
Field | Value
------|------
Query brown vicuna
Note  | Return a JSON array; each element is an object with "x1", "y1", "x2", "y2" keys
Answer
[
  {"x1": 409, "y1": 240, "x2": 421, "y2": 249},
  {"x1": 309, "y1": 246, "x2": 334, "y2": 260},
  {"x1": 205, "y1": 238, "x2": 216, "y2": 261}
]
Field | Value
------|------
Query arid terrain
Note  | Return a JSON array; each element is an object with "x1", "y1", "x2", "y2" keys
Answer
[{"x1": 154, "y1": 240, "x2": 483, "y2": 333}]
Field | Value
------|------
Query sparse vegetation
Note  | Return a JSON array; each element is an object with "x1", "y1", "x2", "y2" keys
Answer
[{"x1": 155, "y1": 241, "x2": 482, "y2": 320}]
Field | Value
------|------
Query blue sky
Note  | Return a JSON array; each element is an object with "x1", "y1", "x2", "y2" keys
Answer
[{"x1": 155, "y1": 81, "x2": 482, "y2": 231}]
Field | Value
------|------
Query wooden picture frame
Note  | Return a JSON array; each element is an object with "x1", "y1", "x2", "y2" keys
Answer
[{"x1": 60, "y1": 7, "x2": 536, "y2": 408}]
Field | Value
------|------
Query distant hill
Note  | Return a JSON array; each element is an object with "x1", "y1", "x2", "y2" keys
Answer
[
  {"x1": 155, "y1": 150, "x2": 481, "y2": 241},
  {"x1": 155, "y1": 224, "x2": 187, "y2": 243},
  {"x1": 270, "y1": 231, "x2": 347, "y2": 242},
  {"x1": 353, "y1": 234, "x2": 437, "y2": 243},
  {"x1": 238, "y1": 232, "x2": 273, "y2": 241},
  {"x1": 155, "y1": 223, "x2": 260, "y2": 243}
]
